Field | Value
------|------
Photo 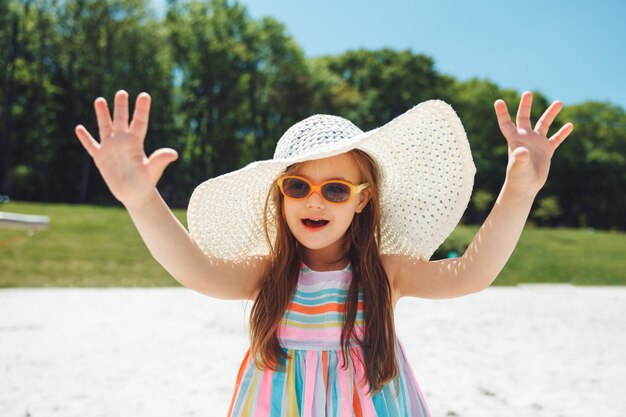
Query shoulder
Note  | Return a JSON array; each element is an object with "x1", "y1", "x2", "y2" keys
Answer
[
  {"x1": 380, "y1": 254, "x2": 427, "y2": 305},
  {"x1": 248, "y1": 256, "x2": 272, "y2": 302},
  {"x1": 188, "y1": 254, "x2": 270, "y2": 301},
  {"x1": 380, "y1": 253, "x2": 428, "y2": 290}
]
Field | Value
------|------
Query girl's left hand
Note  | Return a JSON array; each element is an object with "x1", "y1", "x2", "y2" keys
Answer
[{"x1": 494, "y1": 91, "x2": 574, "y2": 196}]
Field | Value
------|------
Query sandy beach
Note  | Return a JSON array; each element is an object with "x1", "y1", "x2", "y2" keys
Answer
[{"x1": 1, "y1": 285, "x2": 624, "y2": 417}]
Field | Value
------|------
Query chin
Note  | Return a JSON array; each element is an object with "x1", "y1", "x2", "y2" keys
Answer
[
  {"x1": 291, "y1": 232, "x2": 335, "y2": 251},
  {"x1": 294, "y1": 237, "x2": 331, "y2": 251}
]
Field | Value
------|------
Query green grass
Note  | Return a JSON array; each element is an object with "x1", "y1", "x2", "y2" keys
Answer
[
  {"x1": 1, "y1": 201, "x2": 625, "y2": 287},
  {"x1": 446, "y1": 224, "x2": 626, "y2": 285},
  {"x1": 0, "y1": 201, "x2": 185, "y2": 288}
]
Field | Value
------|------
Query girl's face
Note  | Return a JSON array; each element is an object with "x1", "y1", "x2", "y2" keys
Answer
[{"x1": 282, "y1": 153, "x2": 371, "y2": 262}]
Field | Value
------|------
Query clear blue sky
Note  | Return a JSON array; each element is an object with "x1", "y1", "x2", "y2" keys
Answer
[{"x1": 152, "y1": 0, "x2": 626, "y2": 110}]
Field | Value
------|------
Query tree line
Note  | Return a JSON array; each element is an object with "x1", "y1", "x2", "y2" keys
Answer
[{"x1": 1, "y1": 0, "x2": 624, "y2": 230}]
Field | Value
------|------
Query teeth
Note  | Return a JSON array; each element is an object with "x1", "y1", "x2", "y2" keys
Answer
[{"x1": 302, "y1": 218, "x2": 329, "y2": 226}]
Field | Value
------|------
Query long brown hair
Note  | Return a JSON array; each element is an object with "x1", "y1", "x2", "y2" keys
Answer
[{"x1": 249, "y1": 149, "x2": 399, "y2": 395}]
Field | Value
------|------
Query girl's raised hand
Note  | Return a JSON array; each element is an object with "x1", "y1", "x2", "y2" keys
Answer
[
  {"x1": 494, "y1": 91, "x2": 574, "y2": 196},
  {"x1": 74, "y1": 90, "x2": 178, "y2": 209}
]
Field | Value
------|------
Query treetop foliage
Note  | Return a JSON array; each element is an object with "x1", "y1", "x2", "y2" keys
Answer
[{"x1": 1, "y1": 0, "x2": 624, "y2": 230}]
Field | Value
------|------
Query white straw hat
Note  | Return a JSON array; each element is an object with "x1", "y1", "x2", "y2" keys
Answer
[{"x1": 187, "y1": 100, "x2": 476, "y2": 261}]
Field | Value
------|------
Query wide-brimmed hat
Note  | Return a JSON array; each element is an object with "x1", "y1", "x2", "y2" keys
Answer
[{"x1": 187, "y1": 100, "x2": 476, "y2": 261}]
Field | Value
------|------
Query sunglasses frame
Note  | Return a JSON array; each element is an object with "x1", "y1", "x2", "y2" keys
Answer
[{"x1": 277, "y1": 175, "x2": 369, "y2": 205}]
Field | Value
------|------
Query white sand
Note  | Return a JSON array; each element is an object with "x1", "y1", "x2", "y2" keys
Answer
[{"x1": 0, "y1": 285, "x2": 624, "y2": 417}]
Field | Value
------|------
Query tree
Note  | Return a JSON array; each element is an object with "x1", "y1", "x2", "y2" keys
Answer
[
  {"x1": 0, "y1": 0, "x2": 174, "y2": 204},
  {"x1": 309, "y1": 48, "x2": 451, "y2": 130},
  {"x1": 0, "y1": 0, "x2": 20, "y2": 197},
  {"x1": 2, "y1": 0, "x2": 625, "y2": 231},
  {"x1": 557, "y1": 101, "x2": 626, "y2": 229},
  {"x1": 166, "y1": 0, "x2": 312, "y2": 195}
]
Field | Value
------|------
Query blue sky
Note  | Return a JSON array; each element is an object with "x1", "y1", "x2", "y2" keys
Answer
[{"x1": 152, "y1": 0, "x2": 626, "y2": 110}]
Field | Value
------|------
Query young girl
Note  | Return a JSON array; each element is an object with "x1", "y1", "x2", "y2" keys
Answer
[{"x1": 74, "y1": 90, "x2": 573, "y2": 416}]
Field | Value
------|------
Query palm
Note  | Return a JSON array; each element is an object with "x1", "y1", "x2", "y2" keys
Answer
[
  {"x1": 494, "y1": 91, "x2": 574, "y2": 195},
  {"x1": 75, "y1": 91, "x2": 178, "y2": 207}
]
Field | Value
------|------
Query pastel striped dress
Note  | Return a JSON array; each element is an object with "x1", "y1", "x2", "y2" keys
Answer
[{"x1": 226, "y1": 262, "x2": 431, "y2": 417}]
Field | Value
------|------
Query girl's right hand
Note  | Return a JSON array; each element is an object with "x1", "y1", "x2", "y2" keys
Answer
[{"x1": 74, "y1": 90, "x2": 178, "y2": 209}]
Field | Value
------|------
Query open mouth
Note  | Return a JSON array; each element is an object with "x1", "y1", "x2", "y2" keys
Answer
[{"x1": 301, "y1": 218, "x2": 330, "y2": 229}]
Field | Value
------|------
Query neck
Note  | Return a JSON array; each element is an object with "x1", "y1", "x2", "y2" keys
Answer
[{"x1": 301, "y1": 246, "x2": 349, "y2": 272}]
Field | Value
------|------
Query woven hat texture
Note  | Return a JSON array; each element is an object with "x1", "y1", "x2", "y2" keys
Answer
[{"x1": 187, "y1": 99, "x2": 476, "y2": 261}]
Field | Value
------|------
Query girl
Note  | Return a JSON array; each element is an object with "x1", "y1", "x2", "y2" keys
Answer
[{"x1": 74, "y1": 90, "x2": 573, "y2": 416}]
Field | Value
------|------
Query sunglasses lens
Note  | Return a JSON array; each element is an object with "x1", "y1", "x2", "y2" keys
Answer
[
  {"x1": 322, "y1": 182, "x2": 352, "y2": 203},
  {"x1": 282, "y1": 177, "x2": 310, "y2": 198}
]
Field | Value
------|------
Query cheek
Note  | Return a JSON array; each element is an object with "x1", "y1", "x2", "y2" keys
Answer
[
  {"x1": 335, "y1": 206, "x2": 357, "y2": 226},
  {"x1": 282, "y1": 200, "x2": 299, "y2": 226}
]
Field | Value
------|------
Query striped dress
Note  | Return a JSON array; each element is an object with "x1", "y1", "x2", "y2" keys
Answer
[{"x1": 226, "y1": 262, "x2": 431, "y2": 417}]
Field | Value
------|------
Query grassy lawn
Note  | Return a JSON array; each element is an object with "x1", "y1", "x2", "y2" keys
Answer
[{"x1": 1, "y1": 201, "x2": 625, "y2": 287}]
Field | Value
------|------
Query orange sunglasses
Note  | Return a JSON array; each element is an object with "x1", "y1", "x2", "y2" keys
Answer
[{"x1": 277, "y1": 175, "x2": 369, "y2": 205}]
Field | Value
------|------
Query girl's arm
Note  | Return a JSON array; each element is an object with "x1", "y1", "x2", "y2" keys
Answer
[
  {"x1": 386, "y1": 182, "x2": 536, "y2": 300},
  {"x1": 75, "y1": 90, "x2": 265, "y2": 300},
  {"x1": 389, "y1": 91, "x2": 575, "y2": 299},
  {"x1": 123, "y1": 186, "x2": 266, "y2": 300}
]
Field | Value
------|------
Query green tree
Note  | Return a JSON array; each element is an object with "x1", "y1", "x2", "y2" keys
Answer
[
  {"x1": 309, "y1": 48, "x2": 451, "y2": 130},
  {"x1": 557, "y1": 101, "x2": 626, "y2": 229},
  {"x1": 532, "y1": 195, "x2": 563, "y2": 226},
  {"x1": 2, "y1": 0, "x2": 174, "y2": 204},
  {"x1": 166, "y1": 0, "x2": 312, "y2": 193},
  {"x1": 0, "y1": 0, "x2": 20, "y2": 197},
  {"x1": 1, "y1": 0, "x2": 625, "y2": 231},
  {"x1": 51, "y1": 0, "x2": 174, "y2": 204},
  {"x1": 448, "y1": 78, "x2": 554, "y2": 223}
]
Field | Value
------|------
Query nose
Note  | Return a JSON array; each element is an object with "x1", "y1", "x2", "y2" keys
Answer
[{"x1": 305, "y1": 190, "x2": 326, "y2": 209}]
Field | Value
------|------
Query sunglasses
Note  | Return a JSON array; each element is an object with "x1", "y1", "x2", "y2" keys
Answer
[{"x1": 277, "y1": 175, "x2": 369, "y2": 205}]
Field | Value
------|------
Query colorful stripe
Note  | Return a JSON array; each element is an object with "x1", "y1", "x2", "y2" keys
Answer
[{"x1": 227, "y1": 263, "x2": 431, "y2": 416}]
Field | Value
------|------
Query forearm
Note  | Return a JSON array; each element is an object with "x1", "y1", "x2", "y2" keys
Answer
[
  {"x1": 462, "y1": 181, "x2": 537, "y2": 290},
  {"x1": 124, "y1": 188, "x2": 209, "y2": 288}
]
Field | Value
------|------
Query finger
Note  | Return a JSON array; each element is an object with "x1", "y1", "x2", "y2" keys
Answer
[
  {"x1": 516, "y1": 91, "x2": 533, "y2": 130},
  {"x1": 548, "y1": 122, "x2": 574, "y2": 150},
  {"x1": 129, "y1": 92, "x2": 151, "y2": 140},
  {"x1": 94, "y1": 98, "x2": 113, "y2": 140},
  {"x1": 147, "y1": 148, "x2": 178, "y2": 182},
  {"x1": 494, "y1": 99, "x2": 517, "y2": 139},
  {"x1": 511, "y1": 146, "x2": 530, "y2": 166},
  {"x1": 113, "y1": 90, "x2": 129, "y2": 133},
  {"x1": 75, "y1": 125, "x2": 101, "y2": 157},
  {"x1": 534, "y1": 100, "x2": 563, "y2": 137}
]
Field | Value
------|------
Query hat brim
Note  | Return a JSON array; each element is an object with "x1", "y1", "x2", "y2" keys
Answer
[{"x1": 187, "y1": 99, "x2": 476, "y2": 261}]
